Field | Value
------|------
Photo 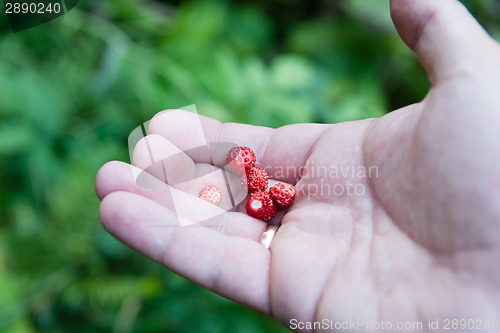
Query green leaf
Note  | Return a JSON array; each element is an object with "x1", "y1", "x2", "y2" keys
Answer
[{"x1": 0, "y1": 124, "x2": 34, "y2": 155}]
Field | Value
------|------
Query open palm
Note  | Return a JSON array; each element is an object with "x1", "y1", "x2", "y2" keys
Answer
[{"x1": 96, "y1": 0, "x2": 500, "y2": 330}]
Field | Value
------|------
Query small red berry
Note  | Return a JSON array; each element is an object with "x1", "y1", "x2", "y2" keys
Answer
[
  {"x1": 245, "y1": 191, "x2": 277, "y2": 221},
  {"x1": 225, "y1": 146, "x2": 256, "y2": 175},
  {"x1": 242, "y1": 167, "x2": 268, "y2": 193},
  {"x1": 269, "y1": 183, "x2": 295, "y2": 210},
  {"x1": 199, "y1": 185, "x2": 222, "y2": 205}
]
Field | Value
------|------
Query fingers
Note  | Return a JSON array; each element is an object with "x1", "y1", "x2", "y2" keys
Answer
[
  {"x1": 147, "y1": 109, "x2": 274, "y2": 165},
  {"x1": 132, "y1": 133, "x2": 247, "y2": 209},
  {"x1": 95, "y1": 160, "x2": 268, "y2": 239},
  {"x1": 95, "y1": 159, "x2": 226, "y2": 226},
  {"x1": 99, "y1": 191, "x2": 271, "y2": 312},
  {"x1": 96, "y1": 160, "x2": 171, "y2": 204},
  {"x1": 390, "y1": 0, "x2": 500, "y2": 83},
  {"x1": 133, "y1": 133, "x2": 197, "y2": 186},
  {"x1": 148, "y1": 109, "x2": 328, "y2": 183}
]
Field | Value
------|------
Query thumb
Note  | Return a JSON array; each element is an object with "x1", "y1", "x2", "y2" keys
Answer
[{"x1": 390, "y1": 0, "x2": 499, "y2": 84}]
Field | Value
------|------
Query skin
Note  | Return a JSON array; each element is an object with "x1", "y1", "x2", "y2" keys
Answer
[{"x1": 96, "y1": 0, "x2": 500, "y2": 331}]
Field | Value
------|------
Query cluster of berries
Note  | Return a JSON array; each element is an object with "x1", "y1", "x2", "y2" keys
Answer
[
  {"x1": 199, "y1": 146, "x2": 295, "y2": 221},
  {"x1": 199, "y1": 147, "x2": 295, "y2": 221}
]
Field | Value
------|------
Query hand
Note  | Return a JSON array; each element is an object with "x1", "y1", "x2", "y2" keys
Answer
[{"x1": 96, "y1": 0, "x2": 500, "y2": 330}]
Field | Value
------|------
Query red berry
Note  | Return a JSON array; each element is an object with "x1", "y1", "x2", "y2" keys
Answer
[
  {"x1": 269, "y1": 183, "x2": 295, "y2": 210},
  {"x1": 225, "y1": 146, "x2": 256, "y2": 175},
  {"x1": 245, "y1": 191, "x2": 277, "y2": 221},
  {"x1": 199, "y1": 185, "x2": 222, "y2": 205},
  {"x1": 242, "y1": 167, "x2": 268, "y2": 193}
]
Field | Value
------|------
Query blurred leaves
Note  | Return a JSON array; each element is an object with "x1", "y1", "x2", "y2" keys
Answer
[{"x1": 0, "y1": 0, "x2": 499, "y2": 332}]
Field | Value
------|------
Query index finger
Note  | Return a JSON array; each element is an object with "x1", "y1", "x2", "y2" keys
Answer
[{"x1": 148, "y1": 109, "x2": 328, "y2": 183}]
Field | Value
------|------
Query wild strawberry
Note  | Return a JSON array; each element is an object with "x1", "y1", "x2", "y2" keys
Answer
[
  {"x1": 269, "y1": 183, "x2": 295, "y2": 210},
  {"x1": 241, "y1": 167, "x2": 268, "y2": 193},
  {"x1": 245, "y1": 191, "x2": 277, "y2": 221},
  {"x1": 199, "y1": 185, "x2": 222, "y2": 205},
  {"x1": 225, "y1": 146, "x2": 256, "y2": 175}
]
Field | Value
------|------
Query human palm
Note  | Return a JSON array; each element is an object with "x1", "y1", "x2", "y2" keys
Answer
[{"x1": 96, "y1": 0, "x2": 500, "y2": 330}]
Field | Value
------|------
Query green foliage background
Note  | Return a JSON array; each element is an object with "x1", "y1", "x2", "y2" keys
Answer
[{"x1": 0, "y1": 0, "x2": 499, "y2": 332}]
